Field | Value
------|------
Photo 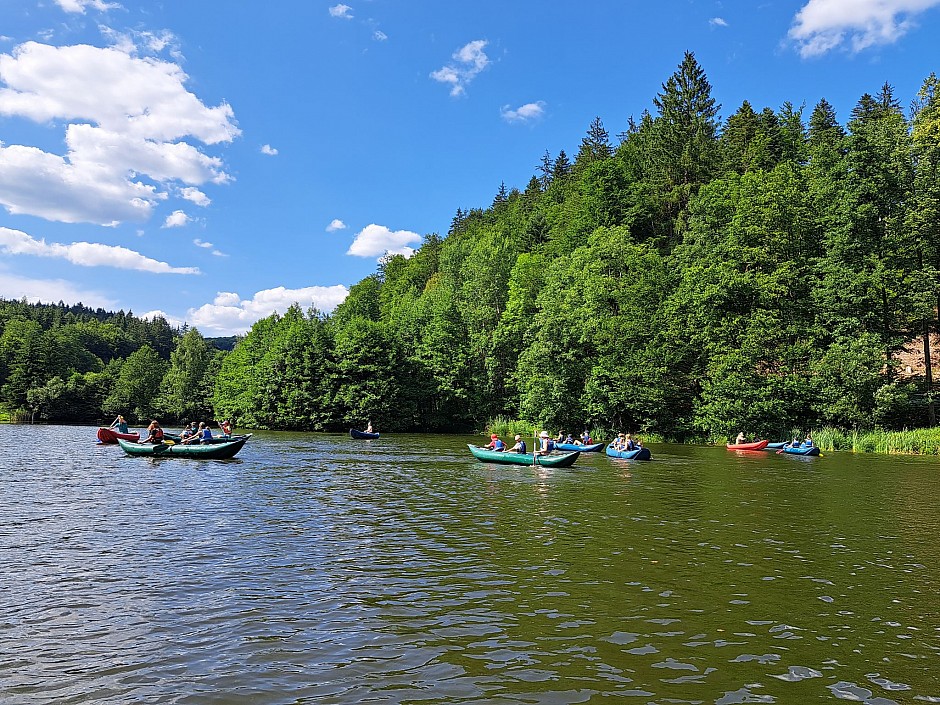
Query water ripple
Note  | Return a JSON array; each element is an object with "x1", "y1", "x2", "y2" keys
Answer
[{"x1": 2, "y1": 427, "x2": 940, "y2": 703}]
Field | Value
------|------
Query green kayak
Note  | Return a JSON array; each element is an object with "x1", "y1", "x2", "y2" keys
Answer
[
  {"x1": 117, "y1": 434, "x2": 252, "y2": 459},
  {"x1": 467, "y1": 444, "x2": 580, "y2": 467}
]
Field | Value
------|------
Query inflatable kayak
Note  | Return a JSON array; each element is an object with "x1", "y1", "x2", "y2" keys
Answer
[{"x1": 726, "y1": 440, "x2": 769, "y2": 451}]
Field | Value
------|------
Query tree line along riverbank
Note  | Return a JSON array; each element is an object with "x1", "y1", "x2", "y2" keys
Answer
[{"x1": 4, "y1": 53, "x2": 940, "y2": 453}]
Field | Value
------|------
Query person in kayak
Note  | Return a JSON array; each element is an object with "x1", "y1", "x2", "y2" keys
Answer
[
  {"x1": 484, "y1": 434, "x2": 505, "y2": 451},
  {"x1": 803, "y1": 433, "x2": 814, "y2": 447},
  {"x1": 141, "y1": 420, "x2": 164, "y2": 444},
  {"x1": 734, "y1": 431, "x2": 746, "y2": 445},
  {"x1": 535, "y1": 431, "x2": 552, "y2": 456},
  {"x1": 510, "y1": 434, "x2": 526, "y2": 453},
  {"x1": 580, "y1": 430, "x2": 592, "y2": 444},
  {"x1": 109, "y1": 415, "x2": 129, "y2": 434}
]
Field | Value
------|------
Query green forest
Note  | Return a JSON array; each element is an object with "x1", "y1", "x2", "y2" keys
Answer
[{"x1": 4, "y1": 53, "x2": 940, "y2": 441}]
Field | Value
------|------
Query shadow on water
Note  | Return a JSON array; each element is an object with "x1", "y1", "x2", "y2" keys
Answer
[{"x1": 1, "y1": 426, "x2": 939, "y2": 703}]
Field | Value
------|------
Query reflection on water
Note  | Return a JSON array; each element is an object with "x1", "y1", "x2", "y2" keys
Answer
[{"x1": 1, "y1": 425, "x2": 939, "y2": 704}]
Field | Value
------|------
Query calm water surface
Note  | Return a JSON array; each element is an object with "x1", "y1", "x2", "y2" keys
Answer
[{"x1": 1, "y1": 425, "x2": 938, "y2": 704}]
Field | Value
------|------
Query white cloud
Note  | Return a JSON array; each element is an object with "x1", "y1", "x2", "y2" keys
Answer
[
  {"x1": 193, "y1": 238, "x2": 213, "y2": 249},
  {"x1": 100, "y1": 27, "x2": 180, "y2": 58},
  {"x1": 179, "y1": 186, "x2": 210, "y2": 207},
  {"x1": 329, "y1": 4, "x2": 354, "y2": 19},
  {"x1": 260, "y1": 144, "x2": 278, "y2": 156},
  {"x1": 211, "y1": 249, "x2": 227, "y2": 257},
  {"x1": 137, "y1": 309, "x2": 185, "y2": 329},
  {"x1": 326, "y1": 218, "x2": 347, "y2": 232},
  {"x1": 0, "y1": 268, "x2": 116, "y2": 308},
  {"x1": 430, "y1": 39, "x2": 490, "y2": 97},
  {"x1": 0, "y1": 41, "x2": 239, "y2": 225},
  {"x1": 0, "y1": 226, "x2": 200, "y2": 274},
  {"x1": 163, "y1": 210, "x2": 190, "y2": 228},
  {"x1": 373, "y1": 30, "x2": 388, "y2": 41},
  {"x1": 500, "y1": 101, "x2": 546, "y2": 123},
  {"x1": 789, "y1": 0, "x2": 940, "y2": 57},
  {"x1": 55, "y1": 0, "x2": 121, "y2": 13},
  {"x1": 710, "y1": 17, "x2": 729, "y2": 27},
  {"x1": 347, "y1": 223, "x2": 421, "y2": 259},
  {"x1": 187, "y1": 285, "x2": 350, "y2": 335}
]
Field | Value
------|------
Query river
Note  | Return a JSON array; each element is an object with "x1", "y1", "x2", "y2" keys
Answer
[{"x1": 1, "y1": 424, "x2": 938, "y2": 704}]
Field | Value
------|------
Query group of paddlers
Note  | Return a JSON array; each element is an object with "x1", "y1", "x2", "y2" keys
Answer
[
  {"x1": 109, "y1": 415, "x2": 234, "y2": 444},
  {"x1": 483, "y1": 429, "x2": 601, "y2": 455}
]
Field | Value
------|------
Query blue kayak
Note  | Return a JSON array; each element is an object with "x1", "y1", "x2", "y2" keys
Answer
[
  {"x1": 782, "y1": 444, "x2": 820, "y2": 456},
  {"x1": 350, "y1": 428, "x2": 380, "y2": 439},
  {"x1": 765, "y1": 442, "x2": 787, "y2": 450},
  {"x1": 554, "y1": 442, "x2": 604, "y2": 452},
  {"x1": 605, "y1": 444, "x2": 652, "y2": 461}
]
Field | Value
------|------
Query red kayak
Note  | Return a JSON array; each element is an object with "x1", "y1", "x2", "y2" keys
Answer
[
  {"x1": 726, "y1": 440, "x2": 769, "y2": 451},
  {"x1": 97, "y1": 427, "x2": 141, "y2": 444}
]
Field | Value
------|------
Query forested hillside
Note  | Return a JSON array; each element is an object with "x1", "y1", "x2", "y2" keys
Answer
[
  {"x1": 0, "y1": 299, "x2": 222, "y2": 424},
  {"x1": 5, "y1": 53, "x2": 940, "y2": 439}
]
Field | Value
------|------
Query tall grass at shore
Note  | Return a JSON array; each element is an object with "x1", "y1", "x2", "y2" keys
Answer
[{"x1": 812, "y1": 427, "x2": 940, "y2": 455}]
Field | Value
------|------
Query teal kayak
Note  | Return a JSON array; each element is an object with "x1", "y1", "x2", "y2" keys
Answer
[
  {"x1": 118, "y1": 435, "x2": 251, "y2": 459},
  {"x1": 467, "y1": 444, "x2": 580, "y2": 467}
]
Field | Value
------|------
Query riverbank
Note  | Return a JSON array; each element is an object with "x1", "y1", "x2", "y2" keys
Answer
[{"x1": 486, "y1": 417, "x2": 940, "y2": 456}]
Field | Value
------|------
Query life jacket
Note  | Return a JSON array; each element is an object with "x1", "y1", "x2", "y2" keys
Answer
[{"x1": 152, "y1": 428, "x2": 164, "y2": 442}]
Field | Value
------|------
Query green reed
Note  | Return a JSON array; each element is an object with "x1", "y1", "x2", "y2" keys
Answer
[{"x1": 810, "y1": 427, "x2": 940, "y2": 455}]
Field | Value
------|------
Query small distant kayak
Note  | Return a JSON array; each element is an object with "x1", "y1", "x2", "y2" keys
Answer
[
  {"x1": 467, "y1": 444, "x2": 580, "y2": 467},
  {"x1": 726, "y1": 440, "x2": 769, "y2": 451},
  {"x1": 117, "y1": 435, "x2": 252, "y2": 459},
  {"x1": 350, "y1": 428, "x2": 380, "y2": 439},
  {"x1": 554, "y1": 442, "x2": 604, "y2": 452},
  {"x1": 605, "y1": 444, "x2": 652, "y2": 460},
  {"x1": 97, "y1": 427, "x2": 140, "y2": 444},
  {"x1": 781, "y1": 445, "x2": 820, "y2": 456}
]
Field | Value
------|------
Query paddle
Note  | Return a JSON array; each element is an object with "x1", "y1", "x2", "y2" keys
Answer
[{"x1": 152, "y1": 443, "x2": 169, "y2": 454}]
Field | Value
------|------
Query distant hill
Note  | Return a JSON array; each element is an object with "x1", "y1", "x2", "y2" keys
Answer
[{"x1": 206, "y1": 336, "x2": 239, "y2": 351}]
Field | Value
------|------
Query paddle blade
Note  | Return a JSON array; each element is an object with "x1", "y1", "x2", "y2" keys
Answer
[{"x1": 152, "y1": 443, "x2": 169, "y2": 453}]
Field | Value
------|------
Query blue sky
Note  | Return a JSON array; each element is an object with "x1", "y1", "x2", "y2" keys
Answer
[{"x1": 1, "y1": 0, "x2": 939, "y2": 335}]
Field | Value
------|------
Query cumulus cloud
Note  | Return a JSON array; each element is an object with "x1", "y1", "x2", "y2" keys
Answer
[
  {"x1": 187, "y1": 285, "x2": 350, "y2": 335},
  {"x1": 193, "y1": 238, "x2": 213, "y2": 249},
  {"x1": 0, "y1": 41, "x2": 239, "y2": 225},
  {"x1": 55, "y1": 0, "x2": 120, "y2": 13},
  {"x1": 347, "y1": 223, "x2": 421, "y2": 259},
  {"x1": 163, "y1": 210, "x2": 190, "y2": 228},
  {"x1": 137, "y1": 309, "x2": 185, "y2": 329},
  {"x1": 260, "y1": 144, "x2": 278, "y2": 155},
  {"x1": 329, "y1": 4, "x2": 354, "y2": 18},
  {"x1": 326, "y1": 218, "x2": 347, "y2": 232},
  {"x1": 430, "y1": 39, "x2": 490, "y2": 97},
  {"x1": 500, "y1": 101, "x2": 546, "y2": 123},
  {"x1": 373, "y1": 30, "x2": 388, "y2": 41},
  {"x1": 710, "y1": 17, "x2": 729, "y2": 27},
  {"x1": 0, "y1": 226, "x2": 200, "y2": 274},
  {"x1": 0, "y1": 268, "x2": 116, "y2": 308},
  {"x1": 179, "y1": 186, "x2": 210, "y2": 206},
  {"x1": 789, "y1": 0, "x2": 940, "y2": 57}
]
